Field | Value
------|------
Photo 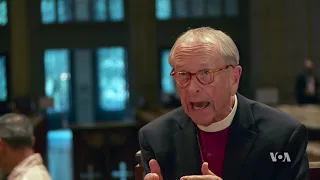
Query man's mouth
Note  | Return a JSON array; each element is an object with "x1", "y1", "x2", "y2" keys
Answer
[{"x1": 190, "y1": 102, "x2": 210, "y2": 110}]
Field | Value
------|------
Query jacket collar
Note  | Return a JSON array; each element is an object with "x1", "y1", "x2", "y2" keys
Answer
[{"x1": 173, "y1": 93, "x2": 258, "y2": 180}]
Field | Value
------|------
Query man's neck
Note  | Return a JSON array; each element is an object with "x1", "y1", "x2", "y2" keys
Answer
[
  {"x1": 216, "y1": 95, "x2": 236, "y2": 122},
  {"x1": 197, "y1": 95, "x2": 238, "y2": 132},
  {"x1": 7, "y1": 149, "x2": 34, "y2": 173}
]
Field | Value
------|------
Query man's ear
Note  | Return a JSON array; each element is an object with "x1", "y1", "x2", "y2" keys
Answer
[
  {"x1": 233, "y1": 66, "x2": 242, "y2": 84},
  {"x1": 229, "y1": 66, "x2": 242, "y2": 95}
]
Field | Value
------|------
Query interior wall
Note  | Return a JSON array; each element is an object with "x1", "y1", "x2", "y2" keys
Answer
[{"x1": 251, "y1": 0, "x2": 320, "y2": 104}]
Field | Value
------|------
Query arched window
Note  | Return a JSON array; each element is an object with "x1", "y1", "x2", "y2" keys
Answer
[
  {"x1": 0, "y1": 55, "x2": 8, "y2": 101},
  {"x1": 97, "y1": 47, "x2": 129, "y2": 111},
  {"x1": 155, "y1": 0, "x2": 238, "y2": 20},
  {"x1": 41, "y1": 0, "x2": 125, "y2": 24},
  {"x1": 0, "y1": 0, "x2": 8, "y2": 25},
  {"x1": 44, "y1": 49, "x2": 71, "y2": 114},
  {"x1": 160, "y1": 49, "x2": 175, "y2": 95}
]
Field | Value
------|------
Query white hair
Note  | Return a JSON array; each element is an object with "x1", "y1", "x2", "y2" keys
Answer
[{"x1": 169, "y1": 27, "x2": 240, "y2": 67}]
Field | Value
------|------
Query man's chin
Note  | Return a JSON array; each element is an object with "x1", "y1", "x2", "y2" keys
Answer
[{"x1": 190, "y1": 116, "x2": 214, "y2": 126}]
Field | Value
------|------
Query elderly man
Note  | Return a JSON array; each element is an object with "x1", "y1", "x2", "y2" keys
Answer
[
  {"x1": 139, "y1": 27, "x2": 308, "y2": 180},
  {"x1": 0, "y1": 113, "x2": 51, "y2": 180}
]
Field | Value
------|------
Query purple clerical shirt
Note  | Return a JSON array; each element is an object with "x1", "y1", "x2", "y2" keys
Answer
[{"x1": 197, "y1": 127, "x2": 230, "y2": 178}]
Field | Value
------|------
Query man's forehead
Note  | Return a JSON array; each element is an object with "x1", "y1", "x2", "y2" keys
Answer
[
  {"x1": 174, "y1": 41, "x2": 220, "y2": 56},
  {"x1": 179, "y1": 33, "x2": 213, "y2": 43},
  {"x1": 181, "y1": 36, "x2": 198, "y2": 44},
  {"x1": 172, "y1": 46, "x2": 222, "y2": 68},
  {"x1": 174, "y1": 58, "x2": 212, "y2": 68}
]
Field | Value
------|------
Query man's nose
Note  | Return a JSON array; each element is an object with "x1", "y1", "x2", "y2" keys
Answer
[{"x1": 188, "y1": 76, "x2": 201, "y2": 94}]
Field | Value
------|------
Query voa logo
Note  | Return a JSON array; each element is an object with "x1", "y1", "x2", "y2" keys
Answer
[{"x1": 270, "y1": 152, "x2": 291, "y2": 162}]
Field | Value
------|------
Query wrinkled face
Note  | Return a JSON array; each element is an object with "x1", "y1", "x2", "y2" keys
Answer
[{"x1": 172, "y1": 43, "x2": 242, "y2": 126}]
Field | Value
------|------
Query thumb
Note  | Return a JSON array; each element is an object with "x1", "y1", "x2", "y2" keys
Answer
[
  {"x1": 201, "y1": 162, "x2": 215, "y2": 175},
  {"x1": 149, "y1": 159, "x2": 162, "y2": 176}
]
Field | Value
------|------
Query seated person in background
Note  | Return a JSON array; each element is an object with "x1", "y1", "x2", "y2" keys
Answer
[
  {"x1": 296, "y1": 59, "x2": 319, "y2": 105},
  {"x1": 0, "y1": 113, "x2": 51, "y2": 180},
  {"x1": 139, "y1": 27, "x2": 308, "y2": 180}
]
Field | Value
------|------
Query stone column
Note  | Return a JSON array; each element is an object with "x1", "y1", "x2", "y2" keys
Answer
[
  {"x1": 9, "y1": 0, "x2": 31, "y2": 98},
  {"x1": 128, "y1": 0, "x2": 159, "y2": 107}
]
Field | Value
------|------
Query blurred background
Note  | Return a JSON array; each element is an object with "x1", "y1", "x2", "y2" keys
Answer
[{"x1": 0, "y1": 0, "x2": 320, "y2": 179}]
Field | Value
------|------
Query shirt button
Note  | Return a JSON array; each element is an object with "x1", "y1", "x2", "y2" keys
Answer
[{"x1": 207, "y1": 153, "x2": 212, "y2": 157}]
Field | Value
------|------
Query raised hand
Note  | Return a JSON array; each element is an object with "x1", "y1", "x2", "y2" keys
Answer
[
  {"x1": 144, "y1": 159, "x2": 163, "y2": 180},
  {"x1": 180, "y1": 162, "x2": 222, "y2": 180}
]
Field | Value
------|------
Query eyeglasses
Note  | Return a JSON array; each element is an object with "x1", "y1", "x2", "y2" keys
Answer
[{"x1": 170, "y1": 65, "x2": 234, "y2": 87}]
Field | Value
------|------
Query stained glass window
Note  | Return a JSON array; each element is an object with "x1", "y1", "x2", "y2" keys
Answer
[
  {"x1": 0, "y1": 0, "x2": 8, "y2": 25},
  {"x1": 161, "y1": 50, "x2": 175, "y2": 95},
  {"x1": 48, "y1": 130, "x2": 73, "y2": 180},
  {"x1": 41, "y1": 0, "x2": 56, "y2": 24},
  {"x1": 207, "y1": 0, "x2": 222, "y2": 17},
  {"x1": 190, "y1": 0, "x2": 205, "y2": 18},
  {"x1": 57, "y1": 0, "x2": 73, "y2": 23},
  {"x1": 156, "y1": 0, "x2": 238, "y2": 19},
  {"x1": 156, "y1": 0, "x2": 171, "y2": 20},
  {"x1": 41, "y1": 0, "x2": 125, "y2": 23},
  {"x1": 93, "y1": 0, "x2": 107, "y2": 22},
  {"x1": 75, "y1": 0, "x2": 89, "y2": 22},
  {"x1": 0, "y1": 56, "x2": 7, "y2": 101},
  {"x1": 97, "y1": 47, "x2": 129, "y2": 111},
  {"x1": 225, "y1": 0, "x2": 238, "y2": 17},
  {"x1": 41, "y1": 0, "x2": 73, "y2": 23},
  {"x1": 174, "y1": 0, "x2": 187, "y2": 18},
  {"x1": 44, "y1": 49, "x2": 71, "y2": 113},
  {"x1": 109, "y1": 0, "x2": 124, "y2": 22}
]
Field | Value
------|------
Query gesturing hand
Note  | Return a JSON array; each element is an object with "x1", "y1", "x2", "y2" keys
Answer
[
  {"x1": 180, "y1": 162, "x2": 222, "y2": 180},
  {"x1": 144, "y1": 159, "x2": 163, "y2": 180}
]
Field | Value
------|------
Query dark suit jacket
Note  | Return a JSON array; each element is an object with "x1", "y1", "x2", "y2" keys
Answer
[
  {"x1": 295, "y1": 73, "x2": 319, "y2": 104},
  {"x1": 139, "y1": 93, "x2": 309, "y2": 180}
]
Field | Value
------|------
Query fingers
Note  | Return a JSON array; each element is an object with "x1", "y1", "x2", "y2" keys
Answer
[
  {"x1": 148, "y1": 159, "x2": 163, "y2": 180},
  {"x1": 149, "y1": 159, "x2": 161, "y2": 175},
  {"x1": 144, "y1": 173, "x2": 160, "y2": 180},
  {"x1": 180, "y1": 175, "x2": 222, "y2": 180},
  {"x1": 179, "y1": 162, "x2": 222, "y2": 180},
  {"x1": 201, "y1": 162, "x2": 215, "y2": 176}
]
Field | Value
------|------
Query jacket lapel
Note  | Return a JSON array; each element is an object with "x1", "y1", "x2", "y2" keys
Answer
[
  {"x1": 173, "y1": 94, "x2": 258, "y2": 180},
  {"x1": 223, "y1": 94, "x2": 258, "y2": 180},
  {"x1": 174, "y1": 115, "x2": 202, "y2": 177}
]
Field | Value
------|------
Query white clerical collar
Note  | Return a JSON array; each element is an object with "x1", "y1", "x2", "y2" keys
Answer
[{"x1": 197, "y1": 94, "x2": 238, "y2": 132}]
